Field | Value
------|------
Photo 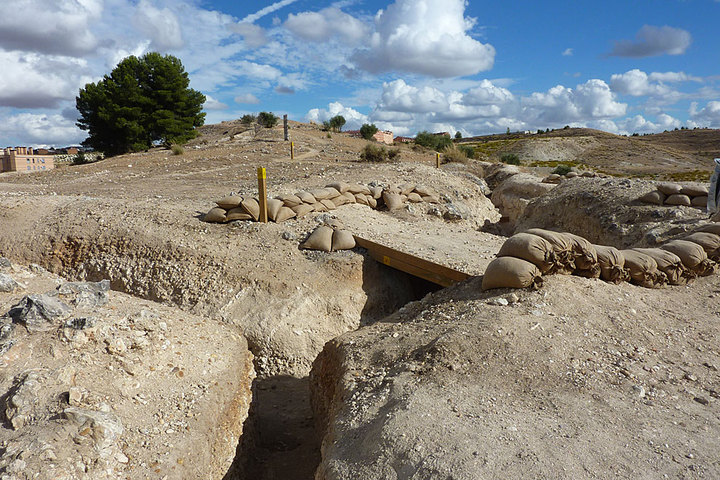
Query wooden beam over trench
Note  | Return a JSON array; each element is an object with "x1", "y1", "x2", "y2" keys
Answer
[{"x1": 353, "y1": 235, "x2": 472, "y2": 288}]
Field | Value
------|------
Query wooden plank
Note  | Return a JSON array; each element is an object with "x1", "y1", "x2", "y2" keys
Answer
[{"x1": 353, "y1": 235, "x2": 471, "y2": 287}]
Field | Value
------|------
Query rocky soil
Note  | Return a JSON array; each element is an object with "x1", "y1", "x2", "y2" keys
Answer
[{"x1": 0, "y1": 119, "x2": 718, "y2": 479}]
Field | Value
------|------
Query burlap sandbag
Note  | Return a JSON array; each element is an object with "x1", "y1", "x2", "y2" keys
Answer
[
  {"x1": 665, "y1": 194, "x2": 691, "y2": 206},
  {"x1": 367, "y1": 196, "x2": 378, "y2": 209},
  {"x1": 216, "y1": 195, "x2": 242, "y2": 209},
  {"x1": 692, "y1": 195, "x2": 708, "y2": 207},
  {"x1": 383, "y1": 191, "x2": 404, "y2": 211},
  {"x1": 341, "y1": 192, "x2": 356, "y2": 203},
  {"x1": 323, "y1": 187, "x2": 341, "y2": 199},
  {"x1": 291, "y1": 204, "x2": 314, "y2": 217},
  {"x1": 275, "y1": 206, "x2": 296, "y2": 223},
  {"x1": 240, "y1": 198, "x2": 260, "y2": 221},
  {"x1": 326, "y1": 182, "x2": 350, "y2": 194},
  {"x1": 279, "y1": 194, "x2": 303, "y2": 208},
  {"x1": 398, "y1": 183, "x2": 416, "y2": 195},
  {"x1": 296, "y1": 191, "x2": 317, "y2": 204},
  {"x1": 639, "y1": 191, "x2": 665, "y2": 205},
  {"x1": 561, "y1": 233, "x2": 600, "y2": 278},
  {"x1": 226, "y1": 207, "x2": 253, "y2": 221},
  {"x1": 369, "y1": 186, "x2": 383, "y2": 199},
  {"x1": 621, "y1": 250, "x2": 667, "y2": 288},
  {"x1": 594, "y1": 245, "x2": 629, "y2": 284},
  {"x1": 695, "y1": 223, "x2": 720, "y2": 236},
  {"x1": 661, "y1": 239, "x2": 716, "y2": 276},
  {"x1": 311, "y1": 202, "x2": 329, "y2": 212},
  {"x1": 331, "y1": 230, "x2": 356, "y2": 251},
  {"x1": 414, "y1": 185, "x2": 436, "y2": 196},
  {"x1": 333, "y1": 194, "x2": 349, "y2": 207},
  {"x1": 301, "y1": 226, "x2": 333, "y2": 252},
  {"x1": 354, "y1": 194, "x2": 369, "y2": 206},
  {"x1": 347, "y1": 184, "x2": 371, "y2": 195},
  {"x1": 421, "y1": 194, "x2": 440, "y2": 203},
  {"x1": 204, "y1": 207, "x2": 227, "y2": 223},
  {"x1": 482, "y1": 257, "x2": 543, "y2": 290},
  {"x1": 310, "y1": 188, "x2": 332, "y2": 200},
  {"x1": 320, "y1": 199, "x2": 336, "y2": 210},
  {"x1": 407, "y1": 192, "x2": 423, "y2": 203},
  {"x1": 497, "y1": 233, "x2": 556, "y2": 273},
  {"x1": 525, "y1": 228, "x2": 575, "y2": 274},
  {"x1": 681, "y1": 185, "x2": 709, "y2": 197},
  {"x1": 633, "y1": 248, "x2": 692, "y2": 285},
  {"x1": 657, "y1": 183, "x2": 682, "y2": 195},
  {"x1": 683, "y1": 232, "x2": 720, "y2": 260},
  {"x1": 267, "y1": 198, "x2": 283, "y2": 221}
]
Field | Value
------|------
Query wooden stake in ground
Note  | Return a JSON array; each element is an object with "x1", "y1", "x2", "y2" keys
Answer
[
  {"x1": 291, "y1": 142, "x2": 295, "y2": 160},
  {"x1": 257, "y1": 167, "x2": 268, "y2": 223},
  {"x1": 436, "y1": 153, "x2": 440, "y2": 168},
  {"x1": 283, "y1": 114, "x2": 288, "y2": 141}
]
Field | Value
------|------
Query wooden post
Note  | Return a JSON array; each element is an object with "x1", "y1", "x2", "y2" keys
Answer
[
  {"x1": 436, "y1": 153, "x2": 440, "y2": 168},
  {"x1": 291, "y1": 141, "x2": 295, "y2": 160},
  {"x1": 283, "y1": 114, "x2": 288, "y2": 141},
  {"x1": 257, "y1": 167, "x2": 268, "y2": 223}
]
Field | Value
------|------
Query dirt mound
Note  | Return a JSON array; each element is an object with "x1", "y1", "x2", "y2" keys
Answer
[
  {"x1": 515, "y1": 177, "x2": 711, "y2": 248},
  {"x1": 311, "y1": 274, "x2": 720, "y2": 479}
]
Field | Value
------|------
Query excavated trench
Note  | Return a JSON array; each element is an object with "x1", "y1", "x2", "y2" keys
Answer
[{"x1": 9, "y1": 230, "x2": 441, "y2": 480}]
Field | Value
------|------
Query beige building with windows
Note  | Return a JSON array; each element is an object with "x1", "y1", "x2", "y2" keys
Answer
[{"x1": 1, "y1": 147, "x2": 54, "y2": 173}]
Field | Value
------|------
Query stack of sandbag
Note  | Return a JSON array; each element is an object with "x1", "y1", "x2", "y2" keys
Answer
[
  {"x1": 620, "y1": 250, "x2": 668, "y2": 288},
  {"x1": 682, "y1": 223, "x2": 720, "y2": 262},
  {"x1": 203, "y1": 182, "x2": 442, "y2": 223},
  {"x1": 593, "y1": 245, "x2": 630, "y2": 284},
  {"x1": 660, "y1": 239, "x2": 716, "y2": 277},
  {"x1": 638, "y1": 183, "x2": 709, "y2": 208},
  {"x1": 542, "y1": 170, "x2": 599, "y2": 184},
  {"x1": 300, "y1": 226, "x2": 356, "y2": 252},
  {"x1": 483, "y1": 229, "x2": 603, "y2": 290}
]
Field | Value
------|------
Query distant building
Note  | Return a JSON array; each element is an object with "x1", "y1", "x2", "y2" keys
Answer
[
  {"x1": 1, "y1": 147, "x2": 55, "y2": 173},
  {"x1": 393, "y1": 136, "x2": 414, "y2": 144},
  {"x1": 432, "y1": 132, "x2": 451, "y2": 138},
  {"x1": 373, "y1": 130, "x2": 394, "y2": 145}
]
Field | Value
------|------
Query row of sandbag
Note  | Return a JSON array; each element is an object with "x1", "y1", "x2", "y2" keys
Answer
[
  {"x1": 482, "y1": 224, "x2": 720, "y2": 290},
  {"x1": 639, "y1": 182, "x2": 708, "y2": 208},
  {"x1": 203, "y1": 181, "x2": 441, "y2": 223},
  {"x1": 299, "y1": 225, "x2": 356, "y2": 252}
]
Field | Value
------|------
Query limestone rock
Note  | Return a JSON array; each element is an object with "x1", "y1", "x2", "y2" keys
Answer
[{"x1": 6, "y1": 294, "x2": 72, "y2": 333}]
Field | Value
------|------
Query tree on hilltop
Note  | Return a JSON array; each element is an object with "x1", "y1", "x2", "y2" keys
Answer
[
  {"x1": 76, "y1": 52, "x2": 205, "y2": 156},
  {"x1": 360, "y1": 123, "x2": 379, "y2": 140}
]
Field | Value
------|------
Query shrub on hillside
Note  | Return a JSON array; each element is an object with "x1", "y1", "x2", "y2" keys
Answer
[
  {"x1": 441, "y1": 144, "x2": 468, "y2": 164},
  {"x1": 170, "y1": 144, "x2": 184, "y2": 155},
  {"x1": 240, "y1": 114, "x2": 256, "y2": 124},
  {"x1": 459, "y1": 145, "x2": 475, "y2": 159},
  {"x1": 552, "y1": 164, "x2": 572, "y2": 175},
  {"x1": 414, "y1": 131, "x2": 452, "y2": 152},
  {"x1": 360, "y1": 143, "x2": 399, "y2": 162},
  {"x1": 500, "y1": 153, "x2": 520, "y2": 165},
  {"x1": 257, "y1": 111, "x2": 279, "y2": 128}
]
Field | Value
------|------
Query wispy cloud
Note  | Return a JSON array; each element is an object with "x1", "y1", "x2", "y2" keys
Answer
[
  {"x1": 242, "y1": 0, "x2": 299, "y2": 23},
  {"x1": 609, "y1": 25, "x2": 691, "y2": 58}
]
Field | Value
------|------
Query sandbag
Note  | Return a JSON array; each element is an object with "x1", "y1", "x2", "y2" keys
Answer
[
  {"x1": 279, "y1": 194, "x2": 303, "y2": 208},
  {"x1": 310, "y1": 188, "x2": 332, "y2": 200},
  {"x1": 657, "y1": 183, "x2": 682, "y2": 195},
  {"x1": 311, "y1": 202, "x2": 329, "y2": 212},
  {"x1": 633, "y1": 248, "x2": 692, "y2": 285},
  {"x1": 692, "y1": 195, "x2": 708, "y2": 207},
  {"x1": 421, "y1": 194, "x2": 440, "y2": 203},
  {"x1": 326, "y1": 182, "x2": 351, "y2": 194},
  {"x1": 301, "y1": 226, "x2": 334, "y2": 252},
  {"x1": 621, "y1": 250, "x2": 667, "y2": 288},
  {"x1": 341, "y1": 192, "x2": 356, "y2": 203},
  {"x1": 709, "y1": 158, "x2": 720, "y2": 213},
  {"x1": 216, "y1": 196, "x2": 242, "y2": 209},
  {"x1": 482, "y1": 257, "x2": 543, "y2": 290},
  {"x1": 240, "y1": 198, "x2": 260, "y2": 221},
  {"x1": 332, "y1": 230, "x2": 356, "y2": 251},
  {"x1": 320, "y1": 199, "x2": 336, "y2": 210},
  {"x1": 225, "y1": 207, "x2": 253, "y2": 221},
  {"x1": 323, "y1": 187, "x2": 342, "y2": 199},
  {"x1": 369, "y1": 186, "x2": 383, "y2": 199},
  {"x1": 681, "y1": 185, "x2": 709, "y2": 197},
  {"x1": 694, "y1": 223, "x2": 720, "y2": 236},
  {"x1": 594, "y1": 245, "x2": 629, "y2": 284},
  {"x1": 407, "y1": 192, "x2": 423, "y2": 203},
  {"x1": 414, "y1": 185, "x2": 436, "y2": 196},
  {"x1": 639, "y1": 191, "x2": 665, "y2": 205},
  {"x1": 332, "y1": 194, "x2": 349, "y2": 207},
  {"x1": 204, "y1": 207, "x2": 226, "y2": 223},
  {"x1": 291, "y1": 204, "x2": 314, "y2": 217},
  {"x1": 665, "y1": 194, "x2": 691, "y2": 206},
  {"x1": 383, "y1": 191, "x2": 404, "y2": 211},
  {"x1": 525, "y1": 228, "x2": 575, "y2": 274},
  {"x1": 497, "y1": 233, "x2": 556, "y2": 274},
  {"x1": 266, "y1": 198, "x2": 283, "y2": 221},
  {"x1": 561, "y1": 233, "x2": 600, "y2": 277},
  {"x1": 684, "y1": 232, "x2": 720, "y2": 260},
  {"x1": 661, "y1": 240, "x2": 715, "y2": 276},
  {"x1": 367, "y1": 196, "x2": 378, "y2": 209},
  {"x1": 296, "y1": 191, "x2": 317, "y2": 204},
  {"x1": 354, "y1": 194, "x2": 369, "y2": 206},
  {"x1": 398, "y1": 183, "x2": 416, "y2": 195},
  {"x1": 275, "y1": 206, "x2": 296, "y2": 223},
  {"x1": 347, "y1": 184, "x2": 371, "y2": 195}
]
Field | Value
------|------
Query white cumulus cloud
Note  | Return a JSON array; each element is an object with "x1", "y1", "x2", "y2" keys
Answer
[
  {"x1": 234, "y1": 94, "x2": 260, "y2": 105},
  {"x1": 689, "y1": 101, "x2": 720, "y2": 127},
  {"x1": 523, "y1": 79, "x2": 626, "y2": 124},
  {"x1": 285, "y1": 7, "x2": 369, "y2": 44},
  {"x1": 305, "y1": 102, "x2": 368, "y2": 130},
  {"x1": 609, "y1": 25, "x2": 691, "y2": 57},
  {"x1": 351, "y1": 0, "x2": 495, "y2": 77},
  {"x1": 133, "y1": 0, "x2": 184, "y2": 51}
]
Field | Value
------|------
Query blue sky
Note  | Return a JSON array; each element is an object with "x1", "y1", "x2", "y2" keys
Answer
[{"x1": 1, "y1": 0, "x2": 719, "y2": 147}]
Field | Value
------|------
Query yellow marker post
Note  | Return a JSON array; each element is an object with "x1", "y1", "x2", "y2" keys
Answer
[
  {"x1": 257, "y1": 167, "x2": 268, "y2": 223},
  {"x1": 291, "y1": 141, "x2": 295, "y2": 160},
  {"x1": 436, "y1": 153, "x2": 440, "y2": 168}
]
